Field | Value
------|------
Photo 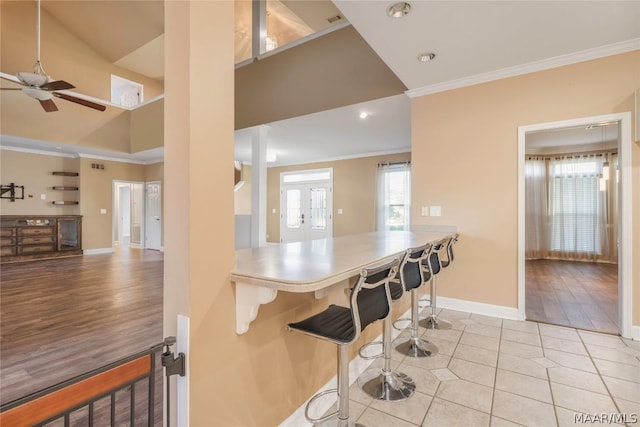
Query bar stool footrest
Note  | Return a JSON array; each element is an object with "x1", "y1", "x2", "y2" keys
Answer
[
  {"x1": 304, "y1": 388, "x2": 339, "y2": 423},
  {"x1": 358, "y1": 341, "x2": 383, "y2": 360},
  {"x1": 392, "y1": 318, "x2": 412, "y2": 331}
]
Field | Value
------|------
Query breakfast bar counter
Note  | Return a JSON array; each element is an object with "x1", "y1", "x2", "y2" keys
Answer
[{"x1": 232, "y1": 231, "x2": 452, "y2": 334}]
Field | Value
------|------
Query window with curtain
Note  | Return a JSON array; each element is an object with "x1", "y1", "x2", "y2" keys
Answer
[
  {"x1": 548, "y1": 156, "x2": 604, "y2": 254},
  {"x1": 377, "y1": 163, "x2": 411, "y2": 231},
  {"x1": 525, "y1": 152, "x2": 617, "y2": 262}
]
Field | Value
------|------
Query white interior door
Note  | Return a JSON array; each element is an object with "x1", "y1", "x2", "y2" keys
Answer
[
  {"x1": 281, "y1": 182, "x2": 332, "y2": 243},
  {"x1": 145, "y1": 181, "x2": 162, "y2": 250}
]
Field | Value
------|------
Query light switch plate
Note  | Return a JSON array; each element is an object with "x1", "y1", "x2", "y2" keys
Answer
[
  {"x1": 40, "y1": 194, "x2": 46, "y2": 200},
  {"x1": 100, "y1": 208, "x2": 107, "y2": 214},
  {"x1": 338, "y1": 209, "x2": 343, "y2": 214},
  {"x1": 430, "y1": 206, "x2": 442, "y2": 217},
  {"x1": 421, "y1": 206, "x2": 429, "y2": 216}
]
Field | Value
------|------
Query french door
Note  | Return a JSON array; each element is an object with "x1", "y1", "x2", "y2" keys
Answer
[{"x1": 280, "y1": 182, "x2": 332, "y2": 243}]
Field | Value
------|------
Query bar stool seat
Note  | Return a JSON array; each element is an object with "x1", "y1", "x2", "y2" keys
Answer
[{"x1": 287, "y1": 258, "x2": 399, "y2": 427}]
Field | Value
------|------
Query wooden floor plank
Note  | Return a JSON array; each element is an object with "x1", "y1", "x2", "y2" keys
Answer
[
  {"x1": 525, "y1": 259, "x2": 618, "y2": 334},
  {"x1": 0, "y1": 247, "x2": 163, "y2": 419}
]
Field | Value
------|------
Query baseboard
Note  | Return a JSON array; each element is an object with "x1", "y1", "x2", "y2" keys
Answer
[
  {"x1": 83, "y1": 248, "x2": 114, "y2": 255},
  {"x1": 436, "y1": 296, "x2": 519, "y2": 320},
  {"x1": 632, "y1": 325, "x2": 640, "y2": 341},
  {"x1": 279, "y1": 307, "x2": 411, "y2": 427}
]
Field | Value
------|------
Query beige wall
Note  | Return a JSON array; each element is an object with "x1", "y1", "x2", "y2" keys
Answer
[
  {"x1": 234, "y1": 163, "x2": 252, "y2": 215},
  {"x1": 78, "y1": 158, "x2": 146, "y2": 250},
  {"x1": 130, "y1": 99, "x2": 164, "y2": 153},
  {"x1": 267, "y1": 152, "x2": 411, "y2": 243},
  {"x1": 0, "y1": 150, "x2": 80, "y2": 215},
  {"x1": 0, "y1": 150, "x2": 163, "y2": 251},
  {"x1": 411, "y1": 51, "x2": 640, "y2": 323},
  {"x1": 235, "y1": 25, "x2": 406, "y2": 129}
]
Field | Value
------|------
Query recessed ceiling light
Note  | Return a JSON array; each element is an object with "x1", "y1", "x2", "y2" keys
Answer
[
  {"x1": 359, "y1": 112, "x2": 368, "y2": 119},
  {"x1": 387, "y1": 2, "x2": 411, "y2": 18},
  {"x1": 417, "y1": 53, "x2": 436, "y2": 62}
]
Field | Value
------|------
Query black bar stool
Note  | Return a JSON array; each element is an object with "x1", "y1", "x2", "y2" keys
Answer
[
  {"x1": 393, "y1": 243, "x2": 439, "y2": 358},
  {"x1": 287, "y1": 258, "x2": 399, "y2": 427},
  {"x1": 356, "y1": 249, "x2": 425, "y2": 401},
  {"x1": 420, "y1": 236, "x2": 455, "y2": 330}
]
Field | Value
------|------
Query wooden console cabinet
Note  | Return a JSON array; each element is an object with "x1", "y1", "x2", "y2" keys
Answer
[{"x1": 0, "y1": 215, "x2": 82, "y2": 263}]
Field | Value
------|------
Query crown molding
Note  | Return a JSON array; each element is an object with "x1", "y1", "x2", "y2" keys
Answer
[
  {"x1": 0, "y1": 145, "x2": 77, "y2": 158},
  {"x1": 406, "y1": 38, "x2": 640, "y2": 98}
]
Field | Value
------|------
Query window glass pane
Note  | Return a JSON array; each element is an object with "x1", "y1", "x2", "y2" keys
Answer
[
  {"x1": 310, "y1": 187, "x2": 326, "y2": 230},
  {"x1": 286, "y1": 189, "x2": 301, "y2": 229},
  {"x1": 265, "y1": 0, "x2": 346, "y2": 53},
  {"x1": 377, "y1": 165, "x2": 410, "y2": 231},
  {"x1": 283, "y1": 171, "x2": 330, "y2": 183},
  {"x1": 235, "y1": 0, "x2": 252, "y2": 63}
]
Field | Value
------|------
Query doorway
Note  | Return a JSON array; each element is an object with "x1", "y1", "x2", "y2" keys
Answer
[
  {"x1": 518, "y1": 113, "x2": 632, "y2": 337},
  {"x1": 145, "y1": 181, "x2": 162, "y2": 251},
  {"x1": 280, "y1": 168, "x2": 333, "y2": 243},
  {"x1": 113, "y1": 181, "x2": 144, "y2": 248}
]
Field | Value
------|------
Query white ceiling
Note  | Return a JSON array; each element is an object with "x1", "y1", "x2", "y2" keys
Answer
[
  {"x1": 3, "y1": 1, "x2": 639, "y2": 165},
  {"x1": 234, "y1": 94, "x2": 411, "y2": 166},
  {"x1": 333, "y1": 1, "x2": 640, "y2": 91}
]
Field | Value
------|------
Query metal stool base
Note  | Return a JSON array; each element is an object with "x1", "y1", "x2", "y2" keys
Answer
[
  {"x1": 315, "y1": 420, "x2": 365, "y2": 427},
  {"x1": 420, "y1": 316, "x2": 453, "y2": 330},
  {"x1": 357, "y1": 369, "x2": 416, "y2": 401},
  {"x1": 394, "y1": 337, "x2": 439, "y2": 358}
]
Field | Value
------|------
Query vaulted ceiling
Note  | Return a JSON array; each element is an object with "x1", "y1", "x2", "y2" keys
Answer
[{"x1": 1, "y1": 0, "x2": 639, "y2": 165}]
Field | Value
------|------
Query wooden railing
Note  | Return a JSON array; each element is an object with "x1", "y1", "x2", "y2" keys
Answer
[{"x1": 0, "y1": 343, "x2": 163, "y2": 427}]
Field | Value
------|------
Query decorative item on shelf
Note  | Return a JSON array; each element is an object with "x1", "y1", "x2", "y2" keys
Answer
[
  {"x1": 0, "y1": 183, "x2": 25, "y2": 202},
  {"x1": 51, "y1": 186, "x2": 79, "y2": 191}
]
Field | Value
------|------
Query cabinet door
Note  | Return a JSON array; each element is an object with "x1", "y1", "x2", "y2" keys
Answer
[{"x1": 58, "y1": 218, "x2": 81, "y2": 251}]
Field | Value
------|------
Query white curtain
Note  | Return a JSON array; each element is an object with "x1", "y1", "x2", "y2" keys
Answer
[
  {"x1": 377, "y1": 163, "x2": 411, "y2": 231},
  {"x1": 525, "y1": 158, "x2": 548, "y2": 258},
  {"x1": 548, "y1": 155, "x2": 609, "y2": 260}
]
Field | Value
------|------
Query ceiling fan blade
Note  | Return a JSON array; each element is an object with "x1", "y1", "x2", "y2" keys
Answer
[
  {"x1": 39, "y1": 99, "x2": 59, "y2": 112},
  {"x1": 40, "y1": 80, "x2": 75, "y2": 91},
  {"x1": 53, "y1": 92, "x2": 107, "y2": 112},
  {"x1": 0, "y1": 88, "x2": 22, "y2": 90}
]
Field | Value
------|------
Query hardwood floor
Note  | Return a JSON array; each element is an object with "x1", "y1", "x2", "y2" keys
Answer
[
  {"x1": 525, "y1": 259, "x2": 618, "y2": 334},
  {"x1": 0, "y1": 247, "x2": 163, "y2": 420}
]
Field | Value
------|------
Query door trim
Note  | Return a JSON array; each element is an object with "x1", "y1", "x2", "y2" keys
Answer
[{"x1": 517, "y1": 112, "x2": 633, "y2": 338}]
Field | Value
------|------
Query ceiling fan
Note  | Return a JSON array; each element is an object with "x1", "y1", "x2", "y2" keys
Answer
[{"x1": 0, "y1": 0, "x2": 106, "y2": 113}]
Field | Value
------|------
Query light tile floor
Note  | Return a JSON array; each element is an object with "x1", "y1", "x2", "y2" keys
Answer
[{"x1": 324, "y1": 308, "x2": 640, "y2": 427}]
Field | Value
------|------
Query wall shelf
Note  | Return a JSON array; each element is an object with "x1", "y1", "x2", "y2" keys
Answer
[
  {"x1": 52, "y1": 186, "x2": 79, "y2": 191},
  {"x1": 52, "y1": 172, "x2": 79, "y2": 177},
  {"x1": 52, "y1": 201, "x2": 79, "y2": 205}
]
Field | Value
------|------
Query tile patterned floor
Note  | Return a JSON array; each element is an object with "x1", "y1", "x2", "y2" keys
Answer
[{"x1": 323, "y1": 309, "x2": 640, "y2": 427}]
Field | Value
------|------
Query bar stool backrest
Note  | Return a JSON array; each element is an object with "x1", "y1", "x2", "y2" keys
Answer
[
  {"x1": 426, "y1": 238, "x2": 448, "y2": 276},
  {"x1": 400, "y1": 243, "x2": 433, "y2": 292},
  {"x1": 351, "y1": 258, "x2": 399, "y2": 341},
  {"x1": 445, "y1": 233, "x2": 459, "y2": 265}
]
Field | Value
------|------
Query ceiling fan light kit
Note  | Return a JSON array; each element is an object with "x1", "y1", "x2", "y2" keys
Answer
[{"x1": 0, "y1": 0, "x2": 106, "y2": 112}]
